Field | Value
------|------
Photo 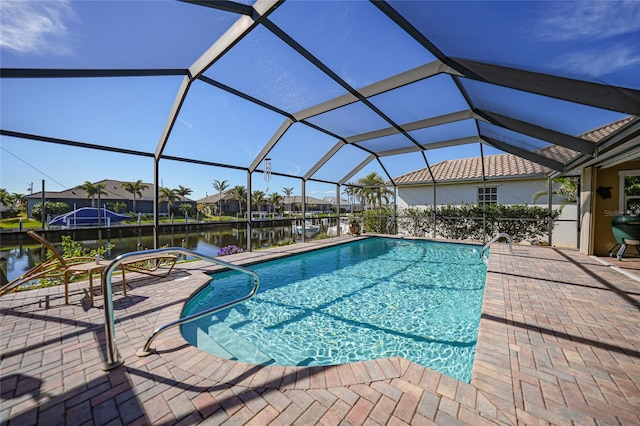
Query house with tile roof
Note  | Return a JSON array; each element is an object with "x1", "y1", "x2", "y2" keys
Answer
[
  {"x1": 25, "y1": 179, "x2": 196, "y2": 218},
  {"x1": 393, "y1": 116, "x2": 639, "y2": 251},
  {"x1": 197, "y1": 192, "x2": 336, "y2": 216},
  {"x1": 394, "y1": 151, "x2": 579, "y2": 246}
]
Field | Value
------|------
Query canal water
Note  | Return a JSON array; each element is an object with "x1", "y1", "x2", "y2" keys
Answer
[{"x1": 0, "y1": 222, "x2": 306, "y2": 284}]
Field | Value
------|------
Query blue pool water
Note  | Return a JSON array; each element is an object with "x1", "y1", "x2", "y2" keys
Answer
[{"x1": 181, "y1": 237, "x2": 487, "y2": 382}]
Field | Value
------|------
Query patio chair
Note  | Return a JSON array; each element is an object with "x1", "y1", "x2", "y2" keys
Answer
[
  {"x1": 0, "y1": 231, "x2": 110, "y2": 304},
  {"x1": 0, "y1": 231, "x2": 178, "y2": 305}
]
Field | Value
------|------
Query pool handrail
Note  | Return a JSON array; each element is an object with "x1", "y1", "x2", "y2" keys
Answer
[
  {"x1": 101, "y1": 247, "x2": 259, "y2": 371},
  {"x1": 480, "y1": 232, "x2": 512, "y2": 257}
]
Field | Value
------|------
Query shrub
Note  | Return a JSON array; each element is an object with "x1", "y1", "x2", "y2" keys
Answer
[
  {"x1": 217, "y1": 245, "x2": 244, "y2": 256},
  {"x1": 397, "y1": 204, "x2": 560, "y2": 243},
  {"x1": 31, "y1": 201, "x2": 70, "y2": 219},
  {"x1": 364, "y1": 207, "x2": 395, "y2": 234}
]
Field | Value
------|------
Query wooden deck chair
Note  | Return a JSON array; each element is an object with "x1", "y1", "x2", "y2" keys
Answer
[
  {"x1": 0, "y1": 231, "x2": 112, "y2": 304},
  {"x1": 1, "y1": 231, "x2": 178, "y2": 305}
]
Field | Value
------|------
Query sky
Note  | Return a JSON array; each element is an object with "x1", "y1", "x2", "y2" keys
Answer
[{"x1": 1, "y1": 0, "x2": 638, "y2": 202}]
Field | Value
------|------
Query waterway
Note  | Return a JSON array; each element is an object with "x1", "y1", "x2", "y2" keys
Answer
[{"x1": 0, "y1": 221, "x2": 326, "y2": 284}]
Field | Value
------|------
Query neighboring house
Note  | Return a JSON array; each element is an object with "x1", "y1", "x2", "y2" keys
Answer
[
  {"x1": 322, "y1": 197, "x2": 357, "y2": 213},
  {"x1": 392, "y1": 116, "x2": 639, "y2": 250},
  {"x1": 393, "y1": 150, "x2": 579, "y2": 247},
  {"x1": 282, "y1": 196, "x2": 334, "y2": 214},
  {"x1": 26, "y1": 179, "x2": 196, "y2": 218},
  {"x1": 197, "y1": 193, "x2": 335, "y2": 216},
  {"x1": 198, "y1": 190, "x2": 240, "y2": 216}
]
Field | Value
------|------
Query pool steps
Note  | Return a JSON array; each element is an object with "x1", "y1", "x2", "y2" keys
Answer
[{"x1": 207, "y1": 318, "x2": 274, "y2": 365}]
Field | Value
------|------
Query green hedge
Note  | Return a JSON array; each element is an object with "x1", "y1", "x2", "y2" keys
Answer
[{"x1": 392, "y1": 204, "x2": 560, "y2": 242}]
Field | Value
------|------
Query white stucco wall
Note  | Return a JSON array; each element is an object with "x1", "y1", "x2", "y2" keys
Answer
[
  {"x1": 396, "y1": 178, "x2": 578, "y2": 247},
  {"x1": 397, "y1": 179, "x2": 552, "y2": 208}
]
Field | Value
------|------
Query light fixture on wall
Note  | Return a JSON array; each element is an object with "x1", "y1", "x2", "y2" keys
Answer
[{"x1": 596, "y1": 186, "x2": 612, "y2": 199}]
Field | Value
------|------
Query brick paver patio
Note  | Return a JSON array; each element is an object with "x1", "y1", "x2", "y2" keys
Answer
[{"x1": 1, "y1": 237, "x2": 639, "y2": 425}]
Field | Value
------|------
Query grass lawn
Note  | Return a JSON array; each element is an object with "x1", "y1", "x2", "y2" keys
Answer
[{"x1": 0, "y1": 214, "x2": 238, "y2": 230}]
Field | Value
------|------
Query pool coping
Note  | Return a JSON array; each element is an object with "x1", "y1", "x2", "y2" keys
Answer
[{"x1": 1, "y1": 235, "x2": 639, "y2": 425}]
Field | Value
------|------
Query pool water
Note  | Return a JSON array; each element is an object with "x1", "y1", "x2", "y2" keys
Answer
[{"x1": 181, "y1": 237, "x2": 487, "y2": 382}]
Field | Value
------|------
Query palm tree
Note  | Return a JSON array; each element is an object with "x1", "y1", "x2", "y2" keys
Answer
[
  {"x1": 229, "y1": 185, "x2": 247, "y2": 218},
  {"x1": 357, "y1": 172, "x2": 392, "y2": 209},
  {"x1": 10, "y1": 193, "x2": 26, "y2": 211},
  {"x1": 107, "y1": 201, "x2": 127, "y2": 213},
  {"x1": 0, "y1": 189, "x2": 11, "y2": 208},
  {"x1": 212, "y1": 179, "x2": 229, "y2": 217},
  {"x1": 252, "y1": 190, "x2": 266, "y2": 213},
  {"x1": 77, "y1": 181, "x2": 106, "y2": 208},
  {"x1": 532, "y1": 177, "x2": 578, "y2": 212},
  {"x1": 178, "y1": 203, "x2": 192, "y2": 218},
  {"x1": 282, "y1": 187, "x2": 294, "y2": 214},
  {"x1": 176, "y1": 185, "x2": 192, "y2": 197},
  {"x1": 159, "y1": 187, "x2": 179, "y2": 214},
  {"x1": 268, "y1": 192, "x2": 283, "y2": 215},
  {"x1": 121, "y1": 180, "x2": 148, "y2": 213},
  {"x1": 342, "y1": 185, "x2": 355, "y2": 213}
]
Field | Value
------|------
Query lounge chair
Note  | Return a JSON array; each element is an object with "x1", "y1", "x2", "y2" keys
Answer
[{"x1": 0, "y1": 231, "x2": 177, "y2": 306}]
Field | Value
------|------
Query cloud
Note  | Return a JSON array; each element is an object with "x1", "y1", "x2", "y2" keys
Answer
[
  {"x1": 558, "y1": 44, "x2": 640, "y2": 77},
  {"x1": 286, "y1": 164, "x2": 301, "y2": 176},
  {"x1": 177, "y1": 117, "x2": 193, "y2": 130},
  {"x1": 0, "y1": 0, "x2": 74, "y2": 54},
  {"x1": 538, "y1": 1, "x2": 640, "y2": 41}
]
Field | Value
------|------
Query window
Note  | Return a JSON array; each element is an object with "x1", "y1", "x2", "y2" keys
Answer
[
  {"x1": 619, "y1": 170, "x2": 640, "y2": 215},
  {"x1": 478, "y1": 187, "x2": 497, "y2": 205}
]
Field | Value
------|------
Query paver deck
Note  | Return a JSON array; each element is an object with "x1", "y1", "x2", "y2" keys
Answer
[{"x1": 1, "y1": 237, "x2": 639, "y2": 425}]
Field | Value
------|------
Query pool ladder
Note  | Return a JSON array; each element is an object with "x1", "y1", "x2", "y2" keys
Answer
[
  {"x1": 100, "y1": 247, "x2": 259, "y2": 371},
  {"x1": 480, "y1": 233, "x2": 512, "y2": 257}
]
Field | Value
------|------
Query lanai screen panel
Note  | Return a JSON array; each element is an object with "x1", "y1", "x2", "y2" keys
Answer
[
  {"x1": 460, "y1": 79, "x2": 628, "y2": 136},
  {"x1": 357, "y1": 133, "x2": 417, "y2": 154},
  {"x1": 1, "y1": 76, "x2": 182, "y2": 153},
  {"x1": 203, "y1": 25, "x2": 347, "y2": 114},
  {"x1": 306, "y1": 101, "x2": 392, "y2": 138},
  {"x1": 409, "y1": 120, "x2": 479, "y2": 148},
  {"x1": 266, "y1": 123, "x2": 340, "y2": 178},
  {"x1": 163, "y1": 80, "x2": 286, "y2": 168},
  {"x1": 1, "y1": 0, "x2": 638, "y2": 200},
  {"x1": 369, "y1": 75, "x2": 469, "y2": 126},
  {"x1": 379, "y1": 152, "x2": 432, "y2": 183},
  {"x1": 269, "y1": 0, "x2": 435, "y2": 89},
  {"x1": 387, "y1": 0, "x2": 640, "y2": 89},
  {"x1": 1, "y1": 1, "x2": 238, "y2": 68},
  {"x1": 311, "y1": 144, "x2": 371, "y2": 184}
]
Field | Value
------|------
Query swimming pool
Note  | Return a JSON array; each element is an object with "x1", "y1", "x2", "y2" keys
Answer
[{"x1": 181, "y1": 237, "x2": 487, "y2": 382}]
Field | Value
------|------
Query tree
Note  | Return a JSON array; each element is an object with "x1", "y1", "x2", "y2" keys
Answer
[
  {"x1": 356, "y1": 172, "x2": 392, "y2": 209},
  {"x1": 282, "y1": 187, "x2": 294, "y2": 214},
  {"x1": 342, "y1": 185, "x2": 355, "y2": 213},
  {"x1": 10, "y1": 193, "x2": 26, "y2": 211},
  {"x1": 0, "y1": 189, "x2": 11, "y2": 207},
  {"x1": 178, "y1": 203, "x2": 193, "y2": 218},
  {"x1": 176, "y1": 185, "x2": 192, "y2": 197},
  {"x1": 159, "y1": 187, "x2": 179, "y2": 214},
  {"x1": 121, "y1": 180, "x2": 148, "y2": 213},
  {"x1": 252, "y1": 190, "x2": 266, "y2": 212},
  {"x1": 212, "y1": 179, "x2": 229, "y2": 216},
  {"x1": 31, "y1": 201, "x2": 70, "y2": 219},
  {"x1": 229, "y1": 185, "x2": 247, "y2": 218},
  {"x1": 107, "y1": 201, "x2": 127, "y2": 213},
  {"x1": 532, "y1": 177, "x2": 578, "y2": 212},
  {"x1": 268, "y1": 192, "x2": 283, "y2": 214},
  {"x1": 77, "y1": 181, "x2": 106, "y2": 208}
]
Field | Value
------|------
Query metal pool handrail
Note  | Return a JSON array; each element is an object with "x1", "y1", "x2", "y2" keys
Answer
[
  {"x1": 480, "y1": 232, "x2": 512, "y2": 257},
  {"x1": 101, "y1": 247, "x2": 259, "y2": 371}
]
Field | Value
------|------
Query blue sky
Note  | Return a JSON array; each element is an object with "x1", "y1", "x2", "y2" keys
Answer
[{"x1": 1, "y1": 0, "x2": 638, "y2": 202}]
